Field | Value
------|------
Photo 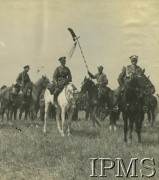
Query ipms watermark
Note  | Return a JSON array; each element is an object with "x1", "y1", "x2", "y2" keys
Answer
[{"x1": 90, "y1": 158, "x2": 156, "y2": 178}]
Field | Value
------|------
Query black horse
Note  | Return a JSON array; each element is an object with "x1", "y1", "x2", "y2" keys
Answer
[
  {"x1": 10, "y1": 76, "x2": 50, "y2": 121},
  {"x1": 80, "y1": 77, "x2": 111, "y2": 126},
  {"x1": 144, "y1": 94, "x2": 157, "y2": 127},
  {"x1": 0, "y1": 84, "x2": 20, "y2": 120},
  {"x1": 119, "y1": 72, "x2": 155, "y2": 143}
]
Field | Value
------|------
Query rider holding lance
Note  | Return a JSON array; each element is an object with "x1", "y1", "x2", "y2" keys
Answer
[{"x1": 88, "y1": 66, "x2": 109, "y2": 99}]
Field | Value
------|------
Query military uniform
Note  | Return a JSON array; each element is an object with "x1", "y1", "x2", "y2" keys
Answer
[
  {"x1": 53, "y1": 65, "x2": 72, "y2": 87},
  {"x1": 52, "y1": 56, "x2": 72, "y2": 97},
  {"x1": 116, "y1": 55, "x2": 142, "y2": 97},
  {"x1": 16, "y1": 65, "x2": 31, "y2": 97},
  {"x1": 88, "y1": 69, "x2": 108, "y2": 98},
  {"x1": 16, "y1": 71, "x2": 31, "y2": 91},
  {"x1": 118, "y1": 65, "x2": 142, "y2": 86}
]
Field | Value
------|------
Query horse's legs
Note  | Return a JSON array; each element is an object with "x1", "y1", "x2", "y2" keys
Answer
[
  {"x1": 122, "y1": 112, "x2": 128, "y2": 142},
  {"x1": 151, "y1": 110, "x2": 155, "y2": 127},
  {"x1": 67, "y1": 107, "x2": 75, "y2": 136},
  {"x1": 85, "y1": 108, "x2": 89, "y2": 120},
  {"x1": 10, "y1": 107, "x2": 13, "y2": 121},
  {"x1": 129, "y1": 114, "x2": 134, "y2": 143},
  {"x1": 43, "y1": 102, "x2": 49, "y2": 133},
  {"x1": 113, "y1": 113, "x2": 118, "y2": 131},
  {"x1": 92, "y1": 106, "x2": 101, "y2": 127},
  {"x1": 56, "y1": 106, "x2": 62, "y2": 134},
  {"x1": 19, "y1": 107, "x2": 24, "y2": 120},
  {"x1": 24, "y1": 107, "x2": 28, "y2": 120},
  {"x1": 135, "y1": 113, "x2": 143, "y2": 143},
  {"x1": 40, "y1": 105, "x2": 45, "y2": 121},
  {"x1": 6, "y1": 108, "x2": 10, "y2": 121},
  {"x1": 147, "y1": 111, "x2": 151, "y2": 124},
  {"x1": 14, "y1": 107, "x2": 17, "y2": 120},
  {"x1": 61, "y1": 107, "x2": 66, "y2": 137},
  {"x1": 109, "y1": 113, "x2": 113, "y2": 130}
]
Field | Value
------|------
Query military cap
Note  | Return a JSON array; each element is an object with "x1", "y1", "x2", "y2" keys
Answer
[
  {"x1": 23, "y1": 65, "x2": 30, "y2": 69},
  {"x1": 58, "y1": 56, "x2": 66, "y2": 62},
  {"x1": 129, "y1": 55, "x2": 138, "y2": 61},
  {"x1": 97, "y1": 66, "x2": 104, "y2": 70}
]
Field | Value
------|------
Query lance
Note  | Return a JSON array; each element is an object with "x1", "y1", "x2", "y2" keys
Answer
[{"x1": 68, "y1": 28, "x2": 89, "y2": 72}]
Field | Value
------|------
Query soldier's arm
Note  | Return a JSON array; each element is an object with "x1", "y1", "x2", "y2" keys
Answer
[
  {"x1": 53, "y1": 68, "x2": 59, "y2": 83},
  {"x1": 28, "y1": 74, "x2": 31, "y2": 83},
  {"x1": 117, "y1": 67, "x2": 126, "y2": 86},
  {"x1": 16, "y1": 73, "x2": 22, "y2": 85},
  {"x1": 88, "y1": 71, "x2": 96, "y2": 79},
  {"x1": 103, "y1": 74, "x2": 108, "y2": 85},
  {"x1": 67, "y1": 68, "x2": 72, "y2": 82}
]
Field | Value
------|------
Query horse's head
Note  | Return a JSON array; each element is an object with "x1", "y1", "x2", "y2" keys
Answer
[
  {"x1": 35, "y1": 75, "x2": 50, "y2": 90},
  {"x1": 0, "y1": 85, "x2": 7, "y2": 93},
  {"x1": 65, "y1": 83, "x2": 79, "y2": 108},
  {"x1": 11, "y1": 84, "x2": 20, "y2": 95},
  {"x1": 81, "y1": 77, "x2": 96, "y2": 93},
  {"x1": 66, "y1": 83, "x2": 78, "y2": 98},
  {"x1": 137, "y1": 72, "x2": 155, "y2": 95}
]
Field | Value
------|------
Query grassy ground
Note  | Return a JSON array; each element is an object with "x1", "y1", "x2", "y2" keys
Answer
[{"x1": 0, "y1": 112, "x2": 158, "y2": 180}]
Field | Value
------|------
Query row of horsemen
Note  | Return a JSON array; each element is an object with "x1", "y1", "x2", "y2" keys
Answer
[{"x1": 0, "y1": 55, "x2": 157, "y2": 126}]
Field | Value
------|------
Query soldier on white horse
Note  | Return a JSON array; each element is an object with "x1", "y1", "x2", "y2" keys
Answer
[{"x1": 44, "y1": 56, "x2": 77, "y2": 136}]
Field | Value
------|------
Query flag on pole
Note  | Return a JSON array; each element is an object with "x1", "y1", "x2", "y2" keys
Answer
[{"x1": 67, "y1": 41, "x2": 77, "y2": 60}]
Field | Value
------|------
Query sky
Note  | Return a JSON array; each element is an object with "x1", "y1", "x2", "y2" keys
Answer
[{"x1": 0, "y1": 0, "x2": 159, "y2": 92}]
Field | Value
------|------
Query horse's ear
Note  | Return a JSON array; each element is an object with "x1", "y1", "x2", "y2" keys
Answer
[
  {"x1": 42, "y1": 75, "x2": 46, "y2": 79},
  {"x1": 142, "y1": 68, "x2": 145, "y2": 74}
]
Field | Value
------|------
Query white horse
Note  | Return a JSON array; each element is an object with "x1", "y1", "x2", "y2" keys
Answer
[{"x1": 43, "y1": 83, "x2": 77, "y2": 136}]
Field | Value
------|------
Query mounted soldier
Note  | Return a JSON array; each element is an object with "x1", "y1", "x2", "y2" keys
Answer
[
  {"x1": 16, "y1": 65, "x2": 31, "y2": 93},
  {"x1": 50, "y1": 56, "x2": 72, "y2": 102},
  {"x1": 116, "y1": 55, "x2": 144, "y2": 97},
  {"x1": 88, "y1": 66, "x2": 109, "y2": 99}
]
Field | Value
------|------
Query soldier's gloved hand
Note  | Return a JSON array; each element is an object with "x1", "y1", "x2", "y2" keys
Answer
[{"x1": 88, "y1": 71, "x2": 91, "y2": 76}]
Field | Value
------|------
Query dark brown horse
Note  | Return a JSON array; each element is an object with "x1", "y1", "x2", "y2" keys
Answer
[
  {"x1": 119, "y1": 72, "x2": 155, "y2": 143},
  {"x1": 144, "y1": 94, "x2": 157, "y2": 127},
  {"x1": 10, "y1": 76, "x2": 50, "y2": 121},
  {"x1": 0, "y1": 84, "x2": 19, "y2": 120},
  {"x1": 80, "y1": 77, "x2": 110, "y2": 126}
]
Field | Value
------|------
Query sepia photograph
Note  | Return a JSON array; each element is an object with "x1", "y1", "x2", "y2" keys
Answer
[{"x1": 0, "y1": 0, "x2": 158, "y2": 179}]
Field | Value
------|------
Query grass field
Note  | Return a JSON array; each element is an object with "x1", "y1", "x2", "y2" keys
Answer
[{"x1": 0, "y1": 112, "x2": 158, "y2": 180}]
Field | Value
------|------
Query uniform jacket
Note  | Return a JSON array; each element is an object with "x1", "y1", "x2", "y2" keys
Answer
[
  {"x1": 16, "y1": 71, "x2": 31, "y2": 87},
  {"x1": 118, "y1": 65, "x2": 142, "y2": 86},
  {"x1": 53, "y1": 65, "x2": 72, "y2": 86},
  {"x1": 89, "y1": 72, "x2": 108, "y2": 85}
]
